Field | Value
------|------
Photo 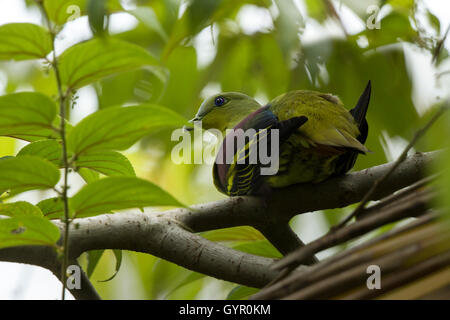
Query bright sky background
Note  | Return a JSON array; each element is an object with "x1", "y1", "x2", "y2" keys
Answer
[{"x1": 0, "y1": 0, "x2": 449, "y2": 300}]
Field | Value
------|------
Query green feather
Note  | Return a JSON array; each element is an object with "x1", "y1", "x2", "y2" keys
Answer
[{"x1": 192, "y1": 84, "x2": 371, "y2": 196}]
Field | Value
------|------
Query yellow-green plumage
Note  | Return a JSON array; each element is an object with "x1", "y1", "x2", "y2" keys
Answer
[
  {"x1": 270, "y1": 91, "x2": 366, "y2": 152},
  {"x1": 266, "y1": 90, "x2": 368, "y2": 187},
  {"x1": 190, "y1": 82, "x2": 371, "y2": 196}
]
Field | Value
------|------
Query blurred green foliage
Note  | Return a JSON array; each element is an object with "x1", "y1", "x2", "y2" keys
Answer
[{"x1": 1, "y1": 0, "x2": 449, "y2": 300}]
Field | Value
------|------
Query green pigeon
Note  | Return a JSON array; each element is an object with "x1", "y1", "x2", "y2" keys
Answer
[{"x1": 189, "y1": 82, "x2": 371, "y2": 196}]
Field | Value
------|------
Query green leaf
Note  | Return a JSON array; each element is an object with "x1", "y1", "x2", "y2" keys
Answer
[
  {"x1": 0, "y1": 201, "x2": 60, "y2": 249},
  {"x1": 0, "y1": 156, "x2": 12, "y2": 197},
  {"x1": 218, "y1": 37, "x2": 251, "y2": 92},
  {"x1": 129, "y1": 7, "x2": 168, "y2": 41},
  {"x1": 97, "y1": 67, "x2": 169, "y2": 108},
  {"x1": 0, "y1": 156, "x2": 60, "y2": 195},
  {"x1": 59, "y1": 38, "x2": 158, "y2": 89},
  {"x1": 165, "y1": 271, "x2": 205, "y2": 298},
  {"x1": 232, "y1": 240, "x2": 282, "y2": 258},
  {"x1": 44, "y1": 0, "x2": 85, "y2": 25},
  {"x1": 359, "y1": 12, "x2": 416, "y2": 49},
  {"x1": 387, "y1": 0, "x2": 414, "y2": 13},
  {"x1": 44, "y1": 0, "x2": 123, "y2": 26},
  {"x1": 0, "y1": 201, "x2": 43, "y2": 217},
  {"x1": 98, "y1": 249, "x2": 122, "y2": 282},
  {"x1": 71, "y1": 176, "x2": 183, "y2": 217},
  {"x1": 87, "y1": 0, "x2": 107, "y2": 37},
  {"x1": 17, "y1": 140, "x2": 62, "y2": 166},
  {"x1": 226, "y1": 285, "x2": 259, "y2": 300},
  {"x1": 0, "y1": 23, "x2": 52, "y2": 60},
  {"x1": 67, "y1": 105, "x2": 187, "y2": 155},
  {"x1": 274, "y1": 0, "x2": 303, "y2": 57},
  {"x1": 201, "y1": 226, "x2": 265, "y2": 242},
  {"x1": 305, "y1": 0, "x2": 327, "y2": 22},
  {"x1": 187, "y1": 0, "x2": 221, "y2": 31},
  {"x1": 163, "y1": 0, "x2": 221, "y2": 59},
  {"x1": 86, "y1": 249, "x2": 104, "y2": 278},
  {"x1": 322, "y1": 208, "x2": 348, "y2": 227},
  {"x1": 160, "y1": 46, "x2": 199, "y2": 114},
  {"x1": 0, "y1": 92, "x2": 58, "y2": 142},
  {"x1": 75, "y1": 151, "x2": 135, "y2": 176},
  {"x1": 201, "y1": 227, "x2": 281, "y2": 258},
  {"x1": 257, "y1": 34, "x2": 290, "y2": 97},
  {"x1": 37, "y1": 197, "x2": 65, "y2": 219},
  {"x1": 426, "y1": 10, "x2": 440, "y2": 35},
  {"x1": 77, "y1": 168, "x2": 100, "y2": 184}
]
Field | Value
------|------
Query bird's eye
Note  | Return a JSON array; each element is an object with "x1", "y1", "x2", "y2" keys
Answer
[{"x1": 214, "y1": 96, "x2": 226, "y2": 106}]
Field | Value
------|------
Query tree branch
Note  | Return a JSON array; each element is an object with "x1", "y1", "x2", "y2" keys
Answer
[
  {"x1": 0, "y1": 151, "x2": 438, "y2": 297},
  {"x1": 257, "y1": 223, "x2": 318, "y2": 264},
  {"x1": 0, "y1": 213, "x2": 281, "y2": 290}
]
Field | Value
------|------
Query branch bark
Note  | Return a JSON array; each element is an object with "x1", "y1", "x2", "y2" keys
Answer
[
  {"x1": 0, "y1": 151, "x2": 438, "y2": 298},
  {"x1": 0, "y1": 213, "x2": 281, "y2": 290}
]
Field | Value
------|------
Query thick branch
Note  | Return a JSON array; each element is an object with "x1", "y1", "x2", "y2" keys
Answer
[
  {"x1": 257, "y1": 223, "x2": 318, "y2": 264},
  {"x1": 0, "y1": 213, "x2": 280, "y2": 289}
]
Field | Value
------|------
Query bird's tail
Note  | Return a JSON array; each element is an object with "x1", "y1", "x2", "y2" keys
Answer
[
  {"x1": 334, "y1": 81, "x2": 371, "y2": 174},
  {"x1": 350, "y1": 80, "x2": 371, "y2": 144}
]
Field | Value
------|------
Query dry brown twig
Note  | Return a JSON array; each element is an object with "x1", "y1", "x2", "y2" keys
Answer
[{"x1": 253, "y1": 210, "x2": 448, "y2": 300}]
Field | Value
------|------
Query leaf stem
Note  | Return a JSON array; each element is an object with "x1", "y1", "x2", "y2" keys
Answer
[{"x1": 39, "y1": 3, "x2": 71, "y2": 300}]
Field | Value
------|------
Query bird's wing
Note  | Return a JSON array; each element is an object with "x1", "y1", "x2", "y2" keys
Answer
[
  {"x1": 308, "y1": 127, "x2": 369, "y2": 153},
  {"x1": 213, "y1": 106, "x2": 308, "y2": 196},
  {"x1": 272, "y1": 90, "x2": 369, "y2": 154}
]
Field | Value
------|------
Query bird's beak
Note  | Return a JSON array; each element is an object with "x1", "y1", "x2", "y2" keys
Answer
[{"x1": 183, "y1": 117, "x2": 201, "y2": 132}]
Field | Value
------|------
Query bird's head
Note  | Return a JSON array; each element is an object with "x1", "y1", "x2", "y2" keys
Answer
[{"x1": 188, "y1": 92, "x2": 261, "y2": 133}]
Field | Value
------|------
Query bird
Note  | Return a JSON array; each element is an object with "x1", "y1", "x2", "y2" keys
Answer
[{"x1": 189, "y1": 81, "x2": 371, "y2": 196}]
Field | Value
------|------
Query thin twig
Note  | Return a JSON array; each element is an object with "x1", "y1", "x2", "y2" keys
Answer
[
  {"x1": 432, "y1": 24, "x2": 450, "y2": 64},
  {"x1": 279, "y1": 228, "x2": 450, "y2": 299},
  {"x1": 282, "y1": 244, "x2": 419, "y2": 299},
  {"x1": 326, "y1": 0, "x2": 348, "y2": 38},
  {"x1": 356, "y1": 173, "x2": 439, "y2": 221},
  {"x1": 437, "y1": 70, "x2": 450, "y2": 80},
  {"x1": 341, "y1": 249, "x2": 450, "y2": 299}
]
